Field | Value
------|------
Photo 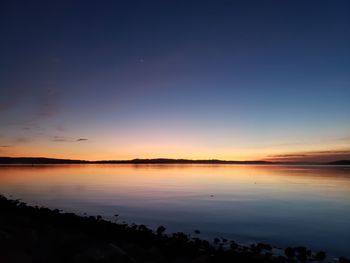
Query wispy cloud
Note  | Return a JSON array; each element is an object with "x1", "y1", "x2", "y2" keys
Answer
[
  {"x1": 13, "y1": 137, "x2": 31, "y2": 143},
  {"x1": 50, "y1": 136, "x2": 88, "y2": 142},
  {"x1": 0, "y1": 145, "x2": 12, "y2": 148},
  {"x1": 267, "y1": 149, "x2": 350, "y2": 162},
  {"x1": 0, "y1": 93, "x2": 18, "y2": 113},
  {"x1": 269, "y1": 154, "x2": 306, "y2": 158},
  {"x1": 56, "y1": 125, "x2": 65, "y2": 132},
  {"x1": 36, "y1": 87, "x2": 62, "y2": 118},
  {"x1": 336, "y1": 136, "x2": 350, "y2": 141},
  {"x1": 51, "y1": 136, "x2": 70, "y2": 142}
]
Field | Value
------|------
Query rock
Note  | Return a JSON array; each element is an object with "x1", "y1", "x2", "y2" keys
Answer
[
  {"x1": 339, "y1": 257, "x2": 350, "y2": 263},
  {"x1": 295, "y1": 246, "x2": 307, "y2": 255},
  {"x1": 230, "y1": 241, "x2": 238, "y2": 250},
  {"x1": 0, "y1": 230, "x2": 14, "y2": 243},
  {"x1": 257, "y1": 243, "x2": 272, "y2": 250},
  {"x1": 156, "y1": 225, "x2": 166, "y2": 235},
  {"x1": 193, "y1": 255, "x2": 211, "y2": 263},
  {"x1": 250, "y1": 244, "x2": 262, "y2": 254},
  {"x1": 295, "y1": 246, "x2": 307, "y2": 261},
  {"x1": 277, "y1": 255, "x2": 287, "y2": 262},
  {"x1": 284, "y1": 247, "x2": 295, "y2": 258},
  {"x1": 73, "y1": 243, "x2": 135, "y2": 263},
  {"x1": 314, "y1": 251, "x2": 326, "y2": 261}
]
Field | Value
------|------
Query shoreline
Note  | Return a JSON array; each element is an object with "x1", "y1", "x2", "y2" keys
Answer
[{"x1": 1, "y1": 195, "x2": 349, "y2": 263}]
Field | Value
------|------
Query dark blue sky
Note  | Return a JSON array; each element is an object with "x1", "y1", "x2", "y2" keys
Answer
[{"x1": 1, "y1": 0, "x2": 350, "y2": 161}]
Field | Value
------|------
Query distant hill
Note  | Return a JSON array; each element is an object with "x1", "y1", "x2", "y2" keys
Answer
[
  {"x1": 0, "y1": 157, "x2": 88, "y2": 164},
  {"x1": 1, "y1": 157, "x2": 349, "y2": 165},
  {"x1": 95, "y1": 158, "x2": 271, "y2": 165},
  {"x1": 0, "y1": 157, "x2": 270, "y2": 165},
  {"x1": 328, "y1": 160, "x2": 350, "y2": 165}
]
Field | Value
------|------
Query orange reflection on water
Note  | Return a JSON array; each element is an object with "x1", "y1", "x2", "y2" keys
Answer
[
  {"x1": 1, "y1": 164, "x2": 350, "y2": 257},
  {"x1": 0, "y1": 164, "x2": 349, "y2": 199}
]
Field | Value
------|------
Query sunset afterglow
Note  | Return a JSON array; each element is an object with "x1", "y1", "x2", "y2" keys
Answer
[{"x1": 1, "y1": 1, "x2": 349, "y2": 162}]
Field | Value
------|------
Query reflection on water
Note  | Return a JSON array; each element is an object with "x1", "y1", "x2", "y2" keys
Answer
[{"x1": 0, "y1": 164, "x2": 349, "y2": 256}]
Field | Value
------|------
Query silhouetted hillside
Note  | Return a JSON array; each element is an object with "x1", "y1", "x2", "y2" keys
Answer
[
  {"x1": 0, "y1": 157, "x2": 88, "y2": 164},
  {"x1": 1, "y1": 157, "x2": 349, "y2": 165},
  {"x1": 328, "y1": 160, "x2": 350, "y2": 165},
  {"x1": 0, "y1": 157, "x2": 271, "y2": 165},
  {"x1": 95, "y1": 158, "x2": 271, "y2": 165}
]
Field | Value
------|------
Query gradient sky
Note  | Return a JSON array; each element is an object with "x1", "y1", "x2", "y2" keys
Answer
[{"x1": 1, "y1": 0, "x2": 350, "y2": 161}]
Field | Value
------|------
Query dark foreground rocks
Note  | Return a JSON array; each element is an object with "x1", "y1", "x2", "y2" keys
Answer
[{"x1": 0, "y1": 195, "x2": 347, "y2": 263}]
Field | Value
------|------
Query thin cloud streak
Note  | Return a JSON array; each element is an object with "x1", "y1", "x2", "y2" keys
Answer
[
  {"x1": 267, "y1": 149, "x2": 350, "y2": 162},
  {"x1": 51, "y1": 136, "x2": 70, "y2": 142},
  {"x1": 50, "y1": 136, "x2": 88, "y2": 142},
  {"x1": 269, "y1": 154, "x2": 307, "y2": 158},
  {"x1": 12, "y1": 137, "x2": 31, "y2": 143}
]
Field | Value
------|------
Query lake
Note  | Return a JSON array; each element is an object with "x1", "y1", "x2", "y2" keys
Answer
[{"x1": 0, "y1": 164, "x2": 349, "y2": 257}]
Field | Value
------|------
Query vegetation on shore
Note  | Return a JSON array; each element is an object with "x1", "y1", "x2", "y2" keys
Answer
[{"x1": 1, "y1": 195, "x2": 349, "y2": 263}]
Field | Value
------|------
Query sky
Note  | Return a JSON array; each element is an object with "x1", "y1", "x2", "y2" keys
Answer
[{"x1": 0, "y1": 0, "x2": 350, "y2": 162}]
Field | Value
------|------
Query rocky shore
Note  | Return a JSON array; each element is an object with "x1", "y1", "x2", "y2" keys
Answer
[{"x1": 0, "y1": 195, "x2": 348, "y2": 263}]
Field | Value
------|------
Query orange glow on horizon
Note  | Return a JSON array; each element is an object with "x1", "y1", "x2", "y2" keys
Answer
[{"x1": 1, "y1": 143, "x2": 350, "y2": 163}]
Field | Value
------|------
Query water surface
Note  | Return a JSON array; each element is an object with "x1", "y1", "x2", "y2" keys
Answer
[{"x1": 0, "y1": 164, "x2": 349, "y2": 256}]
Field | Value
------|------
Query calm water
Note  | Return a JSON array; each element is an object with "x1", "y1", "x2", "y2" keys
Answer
[{"x1": 0, "y1": 164, "x2": 349, "y2": 257}]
